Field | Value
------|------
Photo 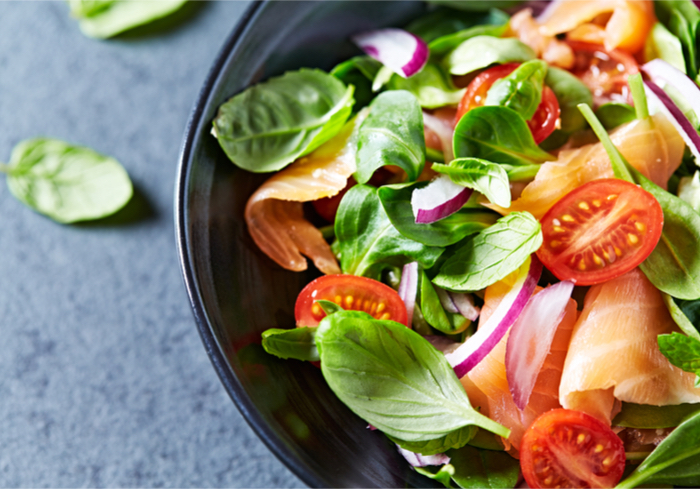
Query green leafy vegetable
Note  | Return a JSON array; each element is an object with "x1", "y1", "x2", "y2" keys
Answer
[
  {"x1": 448, "y1": 446, "x2": 520, "y2": 489},
  {"x1": 429, "y1": 24, "x2": 509, "y2": 58},
  {"x1": 406, "y1": 6, "x2": 509, "y2": 44},
  {"x1": 466, "y1": 429, "x2": 505, "y2": 451},
  {"x1": 628, "y1": 73, "x2": 649, "y2": 120},
  {"x1": 595, "y1": 103, "x2": 636, "y2": 130},
  {"x1": 335, "y1": 185, "x2": 443, "y2": 279},
  {"x1": 386, "y1": 64, "x2": 465, "y2": 109},
  {"x1": 315, "y1": 310, "x2": 510, "y2": 442},
  {"x1": 213, "y1": 69, "x2": 354, "y2": 173},
  {"x1": 658, "y1": 332, "x2": 700, "y2": 376},
  {"x1": 261, "y1": 327, "x2": 319, "y2": 362},
  {"x1": 612, "y1": 402, "x2": 700, "y2": 429},
  {"x1": 3, "y1": 138, "x2": 132, "y2": 223},
  {"x1": 655, "y1": 0, "x2": 700, "y2": 79},
  {"x1": 68, "y1": 0, "x2": 188, "y2": 39},
  {"x1": 331, "y1": 56, "x2": 382, "y2": 112},
  {"x1": 545, "y1": 67, "x2": 593, "y2": 134},
  {"x1": 432, "y1": 158, "x2": 511, "y2": 208},
  {"x1": 390, "y1": 425, "x2": 477, "y2": 456},
  {"x1": 415, "y1": 465, "x2": 456, "y2": 488},
  {"x1": 355, "y1": 90, "x2": 425, "y2": 184},
  {"x1": 445, "y1": 36, "x2": 535, "y2": 76},
  {"x1": 434, "y1": 212, "x2": 542, "y2": 292},
  {"x1": 485, "y1": 59, "x2": 547, "y2": 121},
  {"x1": 663, "y1": 293, "x2": 700, "y2": 341},
  {"x1": 419, "y1": 270, "x2": 470, "y2": 335},
  {"x1": 678, "y1": 171, "x2": 700, "y2": 212},
  {"x1": 316, "y1": 299, "x2": 344, "y2": 316},
  {"x1": 578, "y1": 104, "x2": 634, "y2": 181},
  {"x1": 645, "y1": 21, "x2": 688, "y2": 74}
]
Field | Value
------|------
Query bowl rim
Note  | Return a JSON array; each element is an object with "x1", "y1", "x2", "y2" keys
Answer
[{"x1": 174, "y1": 2, "x2": 322, "y2": 487}]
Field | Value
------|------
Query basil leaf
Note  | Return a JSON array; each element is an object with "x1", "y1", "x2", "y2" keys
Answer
[
  {"x1": 663, "y1": 293, "x2": 700, "y2": 341},
  {"x1": 429, "y1": 24, "x2": 509, "y2": 58},
  {"x1": 213, "y1": 69, "x2": 354, "y2": 173},
  {"x1": 315, "y1": 310, "x2": 510, "y2": 441},
  {"x1": 645, "y1": 22, "x2": 688, "y2": 74},
  {"x1": 448, "y1": 445, "x2": 520, "y2": 489},
  {"x1": 420, "y1": 270, "x2": 470, "y2": 335},
  {"x1": 485, "y1": 59, "x2": 547, "y2": 121},
  {"x1": 445, "y1": 36, "x2": 535, "y2": 76},
  {"x1": 331, "y1": 56, "x2": 382, "y2": 112},
  {"x1": 390, "y1": 425, "x2": 477, "y2": 456},
  {"x1": 453, "y1": 106, "x2": 554, "y2": 166},
  {"x1": 612, "y1": 402, "x2": 700, "y2": 429},
  {"x1": 545, "y1": 67, "x2": 593, "y2": 134},
  {"x1": 378, "y1": 182, "x2": 499, "y2": 247},
  {"x1": 386, "y1": 64, "x2": 465, "y2": 109},
  {"x1": 316, "y1": 299, "x2": 344, "y2": 316},
  {"x1": 5, "y1": 138, "x2": 132, "y2": 223},
  {"x1": 406, "y1": 7, "x2": 509, "y2": 44},
  {"x1": 432, "y1": 158, "x2": 511, "y2": 208},
  {"x1": 595, "y1": 102, "x2": 636, "y2": 130},
  {"x1": 261, "y1": 327, "x2": 319, "y2": 362},
  {"x1": 658, "y1": 332, "x2": 700, "y2": 375},
  {"x1": 467, "y1": 429, "x2": 505, "y2": 451},
  {"x1": 617, "y1": 411, "x2": 700, "y2": 488},
  {"x1": 335, "y1": 185, "x2": 443, "y2": 279},
  {"x1": 68, "y1": 0, "x2": 187, "y2": 39},
  {"x1": 355, "y1": 90, "x2": 425, "y2": 184},
  {"x1": 434, "y1": 212, "x2": 542, "y2": 292}
]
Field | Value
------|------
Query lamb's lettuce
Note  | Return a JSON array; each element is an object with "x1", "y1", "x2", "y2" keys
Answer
[
  {"x1": 331, "y1": 56, "x2": 382, "y2": 112},
  {"x1": 419, "y1": 270, "x2": 470, "y2": 335},
  {"x1": 445, "y1": 36, "x2": 535, "y2": 76},
  {"x1": 484, "y1": 59, "x2": 547, "y2": 121},
  {"x1": 385, "y1": 64, "x2": 465, "y2": 109},
  {"x1": 432, "y1": 158, "x2": 511, "y2": 208}
]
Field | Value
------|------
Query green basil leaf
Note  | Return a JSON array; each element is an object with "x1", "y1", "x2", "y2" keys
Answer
[
  {"x1": 448, "y1": 445, "x2": 520, "y2": 489},
  {"x1": 445, "y1": 36, "x2": 535, "y2": 76},
  {"x1": 386, "y1": 64, "x2": 465, "y2": 109},
  {"x1": 420, "y1": 270, "x2": 470, "y2": 335},
  {"x1": 485, "y1": 59, "x2": 547, "y2": 121},
  {"x1": 378, "y1": 182, "x2": 499, "y2": 247},
  {"x1": 658, "y1": 332, "x2": 700, "y2": 375},
  {"x1": 678, "y1": 171, "x2": 700, "y2": 213},
  {"x1": 261, "y1": 327, "x2": 319, "y2": 362},
  {"x1": 434, "y1": 212, "x2": 542, "y2": 292},
  {"x1": 432, "y1": 158, "x2": 511, "y2": 208},
  {"x1": 213, "y1": 69, "x2": 354, "y2": 173},
  {"x1": 429, "y1": 24, "x2": 509, "y2": 58},
  {"x1": 316, "y1": 300, "x2": 344, "y2": 316},
  {"x1": 617, "y1": 410, "x2": 700, "y2": 488},
  {"x1": 612, "y1": 402, "x2": 700, "y2": 429},
  {"x1": 331, "y1": 56, "x2": 382, "y2": 112},
  {"x1": 5, "y1": 138, "x2": 132, "y2": 223},
  {"x1": 453, "y1": 106, "x2": 554, "y2": 166},
  {"x1": 595, "y1": 102, "x2": 636, "y2": 130},
  {"x1": 406, "y1": 7, "x2": 509, "y2": 44},
  {"x1": 390, "y1": 425, "x2": 477, "y2": 456},
  {"x1": 663, "y1": 293, "x2": 700, "y2": 341},
  {"x1": 315, "y1": 310, "x2": 510, "y2": 441},
  {"x1": 335, "y1": 185, "x2": 443, "y2": 279},
  {"x1": 645, "y1": 22, "x2": 688, "y2": 74},
  {"x1": 545, "y1": 67, "x2": 593, "y2": 134},
  {"x1": 68, "y1": 0, "x2": 187, "y2": 39},
  {"x1": 355, "y1": 90, "x2": 425, "y2": 184}
]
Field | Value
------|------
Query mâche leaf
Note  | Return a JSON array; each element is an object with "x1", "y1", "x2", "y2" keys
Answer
[
  {"x1": 386, "y1": 64, "x2": 465, "y2": 109},
  {"x1": 448, "y1": 445, "x2": 520, "y2": 489},
  {"x1": 261, "y1": 327, "x2": 319, "y2": 362},
  {"x1": 485, "y1": 59, "x2": 547, "y2": 121},
  {"x1": 4, "y1": 138, "x2": 133, "y2": 223},
  {"x1": 432, "y1": 158, "x2": 511, "y2": 208},
  {"x1": 445, "y1": 36, "x2": 535, "y2": 76},
  {"x1": 419, "y1": 270, "x2": 470, "y2": 335},
  {"x1": 331, "y1": 56, "x2": 382, "y2": 112}
]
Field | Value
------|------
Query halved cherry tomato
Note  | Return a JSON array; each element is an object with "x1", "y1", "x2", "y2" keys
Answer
[
  {"x1": 528, "y1": 86, "x2": 560, "y2": 145},
  {"x1": 536, "y1": 179, "x2": 663, "y2": 286},
  {"x1": 294, "y1": 274, "x2": 408, "y2": 327},
  {"x1": 520, "y1": 409, "x2": 626, "y2": 489},
  {"x1": 312, "y1": 177, "x2": 356, "y2": 222}
]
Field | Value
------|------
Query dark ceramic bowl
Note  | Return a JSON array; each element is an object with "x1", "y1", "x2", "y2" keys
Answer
[{"x1": 175, "y1": 2, "x2": 442, "y2": 487}]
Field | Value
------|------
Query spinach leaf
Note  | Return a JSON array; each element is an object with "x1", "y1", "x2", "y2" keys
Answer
[
  {"x1": 617, "y1": 411, "x2": 700, "y2": 488},
  {"x1": 545, "y1": 67, "x2": 593, "y2": 134},
  {"x1": 448, "y1": 445, "x2": 520, "y2": 489},
  {"x1": 645, "y1": 22, "x2": 688, "y2": 74},
  {"x1": 378, "y1": 182, "x2": 498, "y2": 247},
  {"x1": 213, "y1": 69, "x2": 354, "y2": 173},
  {"x1": 612, "y1": 401, "x2": 700, "y2": 429},
  {"x1": 3, "y1": 138, "x2": 133, "y2": 223},
  {"x1": 68, "y1": 0, "x2": 187, "y2": 39},
  {"x1": 655, "y1": 0, "x2": 700, "y2": 79},
  {"x1": 390, "y1": 425, "x2": 477, "y2": 456},
  {"x1": 261, "y1": 327, "x2": 319, "y2": 362},
  {"x1": 485, "y1": 59, "x2": 547, "y2": 121},
  {"x1": 429, "y1": 24, "x2": 509, "y2": 58},
  {"x1": 315, "y1": 310, "x2": 510, "y2": 441},
  {"x1": 386, "y1": 64, "x2": 465, "y2": 109},
  {"x1": 445, "y1": 36, "x2": 535, "y2": 76},
  {"x1": 434, "y1": 212, "x2": 542, "y2": 292},
  {"x1": 420, "y1": 270, "x2": 470, "y2": 335},
  {"x1": 663, "y1": 293, "x2": 700, "y2": 341},
  {"x1": 678, "y1": 171, "x2": 700, "y2": 212},
  {"x1": 335, "y1": 185, "x2": 443, "y2": 279},
  {"x1": 453, "y1": 106, "x2": 554, "y2": 166},
  {"x1": 595, "y1": 102, "x2": 636, "y2": 130},
  {"x1": 355, "y1": 90, "x2": 425, "y2": 184},
  {"x1": 406, "y1": 6, "x2": 509, "y2": 44},
  {"x1": 432, "y1": 157, "x2": 511, "y2": 208},
  {"x1": 331, "y1": 56, "x2": 382, "y2": 112}
]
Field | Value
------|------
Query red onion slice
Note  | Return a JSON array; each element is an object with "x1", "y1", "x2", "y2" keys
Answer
[
  {"x1": 436, "y1": 288, "x2": 481, "y2": 322},
  {"x1": 398, "y1": 262, "x2": 419, "y2": 326},
  {"x1": 445, "y1": 256, "x2": 542, "y2": 378},
  {"x1": 505, "y1": 280, "x2": 574, "y2": 410},
  {"x1": 397, "y1": 446, "x2": 450, "y2": 467},
  {"x1": 643, "y1": 59, "x2": 700, "y2": 122},
  {"x1": 411, "y1": 174, "x2": 472, "y2": 224},
  {"x1": 352, "y1": 28, "x2": 428, "y2": 78},
  {"x1": 423, "y1": 111, "x2": 455, "y2": 163},
  {"x1": 644, "y1": 79, "x2": 700, "y2": 162}
]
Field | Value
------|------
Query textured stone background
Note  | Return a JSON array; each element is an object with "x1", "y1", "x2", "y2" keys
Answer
[{"x1": 0, "y1": 2, "x2": 303, "y2": 487}]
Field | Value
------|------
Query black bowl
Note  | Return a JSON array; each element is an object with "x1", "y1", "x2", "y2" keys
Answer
[{"x1": 175, "y1": 2, "x2": 442, "y2": 487}]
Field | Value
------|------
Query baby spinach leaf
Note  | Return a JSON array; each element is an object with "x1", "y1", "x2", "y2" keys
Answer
[
  {"x1": 386, "y1": 64, "x2": 465, "y2": 109},
  {"x1": 4, "y1": 138, "x2": 132, "y2": 223},
  {"x1": 68, "y1": 0, "x2": 187, "y2": 39},
  {"x1": 335, "y1": 185, "x2": 443, "y2": 279},
  {"x1": 429, "y1": 24, "x2": 509, "y2": 58},
  {"x1": 453, "y1": 106, "x2": 554, "y2": 166},
  {"x1": 658, "y1": 332, "x2": 700, "y2": 375},
  {"x1": 595, "y1": 102, "x2": 636, "y2": 130},
  {"x1": 261, "y1": 327, "x2": 319, "y2": 362},
  {"x1": 315, "y1": 310, "x2": 510, "y2": 441},
  {"x1": 213, "y1": 69, "x2": 354, "y2": 173},
  {"x1": 390, "y1": 425, "x2": 477, "y2": 456},
  {"x1": 448, "y1": 445, "x2": 520, "y2": 489},
  {"x1": 617, "y1": 410, "x2": 700, "y2": 488},
  {"x1": 355, "y1": 90, "x2": 425, "y2": 184},
  {"x1": 545, "y1": 67, "x2": 593, "y2": 134},
  {"x1": 420, "y1": 270, "x2": 470, "y2": 335},
  {"x1": 445, "y1": 36, "x2": 535, "y2": 76},
  {"x1": 378, "y1": 182, "x2": 498, "y2": 247},
  {"x1": 432, "y1": 158, "x2": 511, "y2": 208},
  {"x1": 663, "y1": 293, "x2": 700, "y2": 341},
  {"x1": 331, "y1": 56, "x2": 382, "y2": 112},
  {"x1": 406, "y1": 6, "x2": 509, "y2": 44},
  {"x1": 485, "y1": 59, "x2": 547, "y2": 121},
  {"x1": 434, "y1": 212, "x2": 542, "y2": 292},
  {"x1": 645, "y1": 22, "x2": 688, "y2": 74},
  {"x1": 612, "y1": 401, "x2": 700, "y2": 429}
]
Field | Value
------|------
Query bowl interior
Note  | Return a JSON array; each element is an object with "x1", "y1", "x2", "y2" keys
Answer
[{"x1": 176, "y1": 2, "x2": 443, "y2": 487}]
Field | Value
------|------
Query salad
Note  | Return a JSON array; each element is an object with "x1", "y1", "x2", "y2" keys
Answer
[{"x1": 211, "y1": 1, "x2": 700, "y2": 487}]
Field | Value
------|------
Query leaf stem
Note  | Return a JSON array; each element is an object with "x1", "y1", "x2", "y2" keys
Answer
[
  {"x1": 629, "y1": 73, "x2": 649, "y2": 120},
  {"x1": 426, "y1": 147, "x2": 445, "y2": 163}
]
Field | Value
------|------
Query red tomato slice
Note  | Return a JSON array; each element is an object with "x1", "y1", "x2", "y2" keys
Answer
[
  {"x1": 536, "y1": 179, "x2": 663, "y2": 286},
  {"x1": 528, "y1": 86, "x2": 560, "y2": 144},
  {"x1": 294, "y1": 274, "x2": 408, "y2": 327},
  {"x1": 520, "y1": 409, "x2": 626, "y2": 489}
]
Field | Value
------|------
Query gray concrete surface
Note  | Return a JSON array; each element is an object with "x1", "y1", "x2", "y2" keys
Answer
[{"x1": 0, "y1": 2, "x2": 304, "y2": 487}]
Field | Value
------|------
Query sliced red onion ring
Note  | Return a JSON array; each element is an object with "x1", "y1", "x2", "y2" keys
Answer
[
  {"x1": 445, "y1": 256, "x2": 542, "y2": 379},
  {"x1": 644, "y1": 79, "x2": 700, "y2": 162},
  {"x1": 436, "y1": 288, "x2": 481, "y2": 322},
  {"x1": 397, "y1": 446, "x2": 450, "y2": 468},
  {"x1": 505, "y1": 280, "x2": 574, "y2": 410},
  {"x1": 643, "y1": 59, "x2": 700, "y2": 121},
  {"x1": 423, "y1": 111, "x2": 455, "y2": 163},
  {"x1": 352, "y1": 28, "x2": 428, "y2": 78},
  {"x1": 398, "y1": 262, "x2": 419, "y2": 326},
  {"x1": 411, "y1": 174, "x2": 472, "y2": 224}
]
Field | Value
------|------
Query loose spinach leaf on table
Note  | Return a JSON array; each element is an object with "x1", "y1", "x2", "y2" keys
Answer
[
  {"x1": 434, "y1": 212, "x2": 542, "y2": 292},
  {"x1": 484, "y1": 59, "x2": 547, "y2": 121},
  {"x1": 261, "y1": 327, "x2": 319, "y2": 362},
  {"x1": 448, "y1": 445, "x2": 520, "y2": 489},
  {"x1": 595, "y1": 102, "x2": 636, "y2": 130},
  {"x1": 612, "y1": 401, "x2": 700, "y2": 429},
  {"x1": 389, "y1": 425, "x2": 477, "y2": 456},
  {"x1": 3, "y1": 138, "x2": 133, "y2": 223},
  {"x1": 213, "y1": 69, "x2": 354, "y2": 173},
  {"x1": 355, "y1": 90, "x2": 425, "y2": 184},
  {"x1": 445, "y1": 36, "x2": 535, "y2": 76},
  {"x1": 386, "y1": 64, "x2": 465, "y2": 109},
  {"x1": 406, "y1": 6, "x2": 509, "y2": 44},
  {"x1": 335, "y1": 185, "x2": 443, "y2": 279},
  {"x1": 545, "y1": 67, "x2": 593, "y2": 134},
  {"x1": 331, "y1": 56, "x2": 382, "y2": 112},
  {"x1": 645, "y1": 21, "x2": 688, "y2": 74},
  {"x1": 419, "y1": 270, "x2": 470, "y2": 335},
  {"x1": 432, "y1": 158, "x2": 511, "y2": 208},
  {"x1": 315, "y1": 310, "x2": 510, "y2": 442},
  {"x1": 429, "y1": 24, "x2": 509, "y2": 58}
]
